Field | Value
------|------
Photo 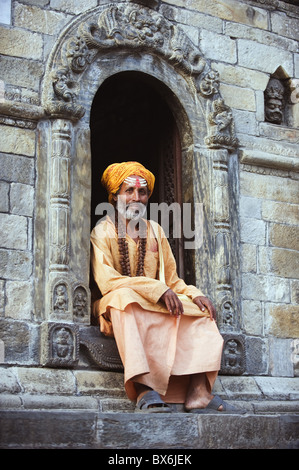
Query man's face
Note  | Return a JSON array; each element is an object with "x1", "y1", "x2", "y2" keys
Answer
[{"x1": 113, "y1": 174, "x2": 149, "y2": 220}]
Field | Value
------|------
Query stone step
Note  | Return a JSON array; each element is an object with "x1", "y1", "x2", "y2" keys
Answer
[{"x1": 0, "y1": 408, "x2": 298, "y2": 449}]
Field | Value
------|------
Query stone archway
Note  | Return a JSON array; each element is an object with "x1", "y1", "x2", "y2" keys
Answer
[{"x1": 36, "y1": 2, "x2": 243, "y2": 373}]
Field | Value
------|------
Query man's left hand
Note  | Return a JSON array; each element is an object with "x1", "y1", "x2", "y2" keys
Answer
[{"x1": 193, "y1": 296, "x2": 216, "y2": 322}]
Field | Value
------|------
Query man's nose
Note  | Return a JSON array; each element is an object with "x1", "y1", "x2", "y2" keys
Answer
[{"x1": 132, "y1": 189, "x2": 140, "y2": 201}]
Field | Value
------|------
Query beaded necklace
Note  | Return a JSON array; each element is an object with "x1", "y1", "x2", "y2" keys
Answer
[{"x1": 115, "y1": 212, "x2": 147, "y2": 276}]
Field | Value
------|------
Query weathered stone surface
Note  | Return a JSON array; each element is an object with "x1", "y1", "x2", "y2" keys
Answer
[
  {"x1": 0, "y1": 153, "x2": 35, "y2": 185},
  {"x1": 245, "y1": 336, "x2": 268, "y2": 375},
  {"x1": 0, "y1": 320, "x2": 33, "y2": 363},
  {"x1": 0, "y1": 368, "x2": 21, "y2": 394},
  {"x1": 0, "y1": 213, "x2": 28, "y2": 250},
  {"x1": 17, "y1": 367, "x2": 76, "y2": 395},
  {"x1": 0, "y1": 125, "x2": 35, "y2": 157},
  {"x1": 50, "y1": 0, "x2": 98, "y2": 15},
  {"x1": 240, "y1": 217, "x2": 266, "y2": 245},
  {"x1": 269, "y1": 223, "x2": 299, "y2": 251},
  {"x1": 241, "y1": 244, "x2": 257, "y2": 273},
  {"x1": 212, "y1": 62, "x2": 269, "y2": 90},
  {"x1": 242, "y1": 300, "x2": 263, "y2": 335},
  {"x1": 163, "y1": 0, "x2": 268, "y2": 29},
  {"x1": 0, "y1": 249, "x2": 33, "y2": 281},
  {"x1": 200, "y1": 30, "x2": 237, "y2": 63},
  {"x1": 271, "y1": 11, "x2": 299, "y2": 41},
  {"x1": 268, "y1": 337, "x2": 294, "y2": 377},
  {"x1": 241, "y1": 172, "x2": 299, "y2": 204},
  {"x1": 262, "y1": 200, "x2": 299, "y2": 226},
  {"x1": 268, "y1": 304, "x2": 299, "y2": 338},
  {"x1": 237, "y1": 39, "x2": 293, "y2": 74},
  {"x1": 14, "y1": 3, "x2": 71, "y2": 35},
  {"x1": 5, "y1": 281, "x2": 33, "y2": 320},
  {"x1": 220, "y1": 83, "x2": 256, "y2": 111},
  {"x1": 242, "y1": 273, "x2": 290, "y2": 302},
  {"x1": 0, "y1": 26, "x2": 43, "y2": 60},
  {"x1": 270, "y1": 248, "x2": 299, "y2": 279},
  {"x1": 0, "y1": 181, "x2": 9, "y2": 212},
  {"x1": 10, "y1": 183, "x2": 34, "y2": 217},
  {"x1": 0, "y1": 55, "x2": 43, "y2": 91},
  {"x1": 75, "y1": 370, "x2": 126, "y2": 397}
]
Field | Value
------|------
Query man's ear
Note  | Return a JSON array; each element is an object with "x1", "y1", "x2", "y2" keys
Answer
[{"x1": 112, "y1": 193, "x2": 117, "y2": 203}]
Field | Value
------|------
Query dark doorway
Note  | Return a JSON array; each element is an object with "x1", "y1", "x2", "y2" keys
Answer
[{"x1": 90, "y1": 71, "x2": 184, "y2": 275}]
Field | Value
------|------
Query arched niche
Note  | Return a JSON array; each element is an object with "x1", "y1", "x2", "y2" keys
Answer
[{"x1": 36, "y1": 2, "x2": 240, "y2": 353}]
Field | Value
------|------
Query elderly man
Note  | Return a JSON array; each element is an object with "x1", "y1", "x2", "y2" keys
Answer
[{"x1": 91, "y1": 161, "x2": 242, "y2": 413}]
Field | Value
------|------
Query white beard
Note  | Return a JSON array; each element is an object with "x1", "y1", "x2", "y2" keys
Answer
[{"x1": 117, "y1": 201, "x2": 147, "y2": 220}]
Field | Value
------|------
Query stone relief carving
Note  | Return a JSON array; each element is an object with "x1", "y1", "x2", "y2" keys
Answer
[
  {"x1": 44, "y1": 323, "x2": 79, "y2": 367},
  {"x1": 73, "y1": 285, "x2": 89, "y2": 321},
  {"x1": 205, "y1": 98, "x2": 238, "y2": 149},
  {"x1": 264, "y1": 77, "x2": 285, "y2": 125},
  {"x1": 53, "y1": 282, "x2": 68, "y2": 314},
  {"x1": 220, "y1": 334, "x2": 246, "y2": 375}
]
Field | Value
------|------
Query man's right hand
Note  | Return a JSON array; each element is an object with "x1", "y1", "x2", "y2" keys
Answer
[{"x1": 159, "y1": 289, "x2": 184, "y2": 318}]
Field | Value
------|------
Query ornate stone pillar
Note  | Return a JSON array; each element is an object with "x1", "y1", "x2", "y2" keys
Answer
[
  {"x1": 212, "y1": 149, "x2": 246, "y2": 375},
  {"x1": 41, "y1": 119, "x2": 80, "y2": 367}
]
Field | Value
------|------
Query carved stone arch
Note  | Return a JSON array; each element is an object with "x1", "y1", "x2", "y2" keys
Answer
[{"x1": 37, "y1": 2, "x2": 242, "y2": 369}]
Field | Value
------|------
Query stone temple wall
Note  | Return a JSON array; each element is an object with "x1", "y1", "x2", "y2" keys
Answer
[{"x1": 0, "y1": 0, "x2": 298, "y2": 382}]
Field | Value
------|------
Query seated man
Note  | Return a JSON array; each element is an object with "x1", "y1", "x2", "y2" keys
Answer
[{"x1": 91, "y1": 161, "x2": 242, "y2": 413}]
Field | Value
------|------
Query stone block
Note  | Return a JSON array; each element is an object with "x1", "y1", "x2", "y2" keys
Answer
[
  {"x1": 0, "y1": 124, "x2": 35, "y2": 157},
  {"x1": 225, "y1": 21, "x2": 298, "y2": 52},
  {"x1": 163, "y1": 0, "x2": 268, "y2": 29},
  {"x1": 200, "y1": 30, "x2": 236, "y2": 64},
  {"x1": 220, "y1": 83, "x2": 256, "y2": 111},
  {"x1": 5, "y1": 281, "x2": 33, "y2": 320},
  {"x1": 259, "y1": 122, "x2": 299, "y2": 144},
  {"x1": 0, "y1": 55, "x2": 43, "y2": 91},
  {"x1": 262, "y1": 200, "x2": 299, "y2": 226},
  {"x1": 0, "y1": 249, "x2": 33, "y2": 281},
  {"x1": 0, "y1": 26, "x2": 43, "y2": 60},
  {"x1": 16, "y1": 367, "x2": 77, "y2": 395},
  {"x1": 0, "y1": 181, "x2": 9, "y2": 212},
  {"x1": 212, "y1": 62, "x2": 269, "y2": 90},
  {"x1": 242, "y1": 300, "x2": 263, "y2": 335},
  {"x1": 0, "y1": 213, "x2": 28, "y2": 250},
  {"x1": 269, "y1": 223, "x2": 299, "y2": 251},
  {"x1": 270, "y1": 248, "x2": 299, "y2": 279},
  {"x1": 271, "y1": 11, "x2": 299, "y2": 41},
  {"x1": 161, "y1": 4, "x2": 223, "y2": 33},
  {"x1": 241, "y1": 172, "x2": 299, "y2": 205},
  {"x1": 14, "y1": 3, "x2": 71, "y2": 35},
  {"x1": 245, "y1": 336, "x2": 268, "y2": 375},
  {"x1": 232, "y1": 109, "x2": 257, "y2": 135},
  {"x1": 50, "y1": 0, "x2": 98, "y2": 15},
  {"x1": 240, "y1": 217, "x2": 266, "y2": 245},
  {"x1": 0, "y1": 339, "x2": 4, "y2": 363},
  {"x1": 291, "y1": 280, "x2": 299, "y2": 304},
  {"x1": 268, "y1": 304, "x2": 299, "y2": 339},
  {"x1": 0, "y1": 367, "x2": 21, "y2": 394},
  {"x1": 237, "y1": 39, "x2": 293, "y2": 75},
  {"x1": 0, "y1": 153, "x2": 35, "y2": 185},
  {"x1": 0, "y1": 319, "x2": 37, "y2": 364},
  {"x1": 75, "y1": 370, "x2": 126, "y2": 397},
  {"x1": 10, "y1": 183, "x2": 34, "y2": 217},
  {"x1": 258, "y1": 246, "x2": 271, "y2": 274},
  {"x1": 241, "y1": 244, "x2": 257, "y2": 273},
  {"x1": 242, "y1": 273, "x2": 290, "y2": 302},
  {"x1": 269, "y1": 337, "x2": 294, "y2": 377},
  {"x1": 240, "y1": 196, "x2": 262, "y2": 219},
  {"x1": 255, "y1": 376, "x2": 299, "y2": 399},
  {"x1": 219, "y1": 376, "x2": 261, "y2": 399}
]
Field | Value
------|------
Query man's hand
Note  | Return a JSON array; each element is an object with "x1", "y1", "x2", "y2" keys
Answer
[
  {"x1": 193, "y1": 296, "x2": 216, "y2": 322},
  {"x1": 159, "y1": 289, "x2": 184, "y2": 318}
]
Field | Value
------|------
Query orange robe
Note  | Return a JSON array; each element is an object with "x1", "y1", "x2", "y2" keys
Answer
[{"x1": 90, "y1": 217, "x2": 223, "y2": 403}]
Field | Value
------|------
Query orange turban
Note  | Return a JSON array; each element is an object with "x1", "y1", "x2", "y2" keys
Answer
[{"x1": 101, "y1": 161, "x2": 155, "y2": 203}]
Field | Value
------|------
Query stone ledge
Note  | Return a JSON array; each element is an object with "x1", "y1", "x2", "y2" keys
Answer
[
  {"x1": 0, "y1": 410, "x2": 298, "y2": 449},
  {"x1": 1, "y1": 366, "x2": 298, "y2": 401}
]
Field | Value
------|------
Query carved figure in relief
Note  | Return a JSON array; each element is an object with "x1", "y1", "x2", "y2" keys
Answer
[
  {"x1": 90, "y1": 161, "x2": 246, "y2": 414},
  {"x1": 264, "y1": 77, "x2": 285, "y2": 125},
  {"x1": 53, "y1": 284, "x2": 68, "y2": 314},
  {"x1": 52, "y1": 327, "x2": 73, "y2": 360},
  {"x1": 73, "y1": 287, "x2": 87, "y2": 318},
  {"x1": 205, "y1": 98, "x2": 238, "y2": 149}
]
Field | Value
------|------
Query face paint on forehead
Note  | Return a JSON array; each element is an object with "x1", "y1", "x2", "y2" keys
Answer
[{"x1": 124, "y1": 176, "x2": 148, "y2": 188}]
